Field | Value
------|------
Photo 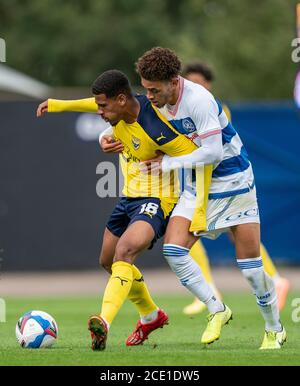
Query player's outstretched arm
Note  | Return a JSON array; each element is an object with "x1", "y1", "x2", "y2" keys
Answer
[{"x1": 37, "y1": 97, "x2": 98, "y2": 116}]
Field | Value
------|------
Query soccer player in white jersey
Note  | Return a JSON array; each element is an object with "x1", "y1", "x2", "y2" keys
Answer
[
  {"x1": 135, "y1": 47, "x2": 286, "y2": 349},
  {"x1": 182, "y1": 62, "x2": 290, "y2": 316}
]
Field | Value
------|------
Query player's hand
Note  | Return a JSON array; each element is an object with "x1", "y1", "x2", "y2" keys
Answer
[
  {"x1": 139, "y1": 151, "x2": 164, "y2": 174},
  {"x1": 36, "y1": 100, "x2": 49, "y2": 117},
  {"x1": 100, "y1": 135, "x2": 124, "y2": 153}
]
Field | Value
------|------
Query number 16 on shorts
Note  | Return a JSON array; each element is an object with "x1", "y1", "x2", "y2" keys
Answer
[{"x1": 139, "y1": 202, "x2": 159, "y2": 217}]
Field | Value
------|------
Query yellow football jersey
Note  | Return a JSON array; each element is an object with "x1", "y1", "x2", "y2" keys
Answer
[
  {"x1": 115, "y1": 95, "x2": 201, "y2": 202},
  {"x1": 48, "y1": 95, "x2": 199, "y2": 217}
]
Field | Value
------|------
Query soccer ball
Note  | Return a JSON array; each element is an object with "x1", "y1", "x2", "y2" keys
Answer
[{"x1": 16, "y1": 310, "x2": 58, "y2": 349}]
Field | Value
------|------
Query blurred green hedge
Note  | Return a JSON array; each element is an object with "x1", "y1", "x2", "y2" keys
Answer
[{"x1": 1, "y1": 0, "x2": 298, "y2": 100}]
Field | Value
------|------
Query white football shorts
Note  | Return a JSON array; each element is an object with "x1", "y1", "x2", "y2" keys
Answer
[{"x1": 170, "y1": 187, "x2": 260, "y2": 240}]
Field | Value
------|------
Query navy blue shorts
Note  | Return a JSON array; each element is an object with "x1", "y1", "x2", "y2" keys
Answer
[{"x1": 106, "y1": 197, "x2": 174, "y2": 248}]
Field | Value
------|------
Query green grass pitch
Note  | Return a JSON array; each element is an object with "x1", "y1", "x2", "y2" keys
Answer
[{"x1": 1, "y1": 293, "x2": 300, "y2": 366}]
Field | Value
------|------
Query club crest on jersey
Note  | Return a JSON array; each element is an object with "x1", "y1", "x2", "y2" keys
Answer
[
  {"x1": 182, "y1": 118, "x2": 196, "y2": 133},
  {"x1": 131, "y1": 135, "x2": 141, "y2": 149}
]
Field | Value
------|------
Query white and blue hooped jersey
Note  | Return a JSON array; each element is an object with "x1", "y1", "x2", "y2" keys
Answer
[{"x1": 159, "y1": 77, "x2": 255, "y2": 200}]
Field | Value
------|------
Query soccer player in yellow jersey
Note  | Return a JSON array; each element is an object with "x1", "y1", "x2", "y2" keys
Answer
[
  {"x1": 182, "y1": 62, "x2": 290, "y2": 315},
  {"x1": 37, "y1": 70, "x2": 230, "y2": 350}
]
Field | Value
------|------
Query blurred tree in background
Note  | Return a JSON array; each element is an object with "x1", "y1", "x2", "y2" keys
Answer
[{"x1": 0, "y1": 0, "x2": 298, "y2": 100}]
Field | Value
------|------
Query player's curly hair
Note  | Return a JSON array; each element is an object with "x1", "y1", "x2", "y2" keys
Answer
[
  {"x1": 92, "y1": 70, "x2": 132, "y2": 98},
  {"x1": 136, "y1": 47, "x2": 181, "y2": 81}
]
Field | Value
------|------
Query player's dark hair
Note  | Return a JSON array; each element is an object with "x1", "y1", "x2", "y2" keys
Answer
[
  {"x1": 92, "y1": 70, "x2": 133, "y2": 98},
  {"x1": 183, "y1": 62, "x2": 215, "y2": 82},
  {"x1": 136, "y1": 47, "x2": 181, "y2": 81}
]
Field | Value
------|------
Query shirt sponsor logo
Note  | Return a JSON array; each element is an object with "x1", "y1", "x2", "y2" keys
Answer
[{"x1": 225, "y1": 208, "x2": 259, "y2": 222}]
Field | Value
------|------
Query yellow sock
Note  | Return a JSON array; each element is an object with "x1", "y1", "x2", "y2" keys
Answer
[
  {"x1": 261, "y1": 242, "x2": 278, "y2": 278},
  {"x1": 128, "y1": 265, "x2": 158, "y2": 317},
  {"x1": 101, "y1": 261, "x2": 133, "y2": 325},
  {"x1": 190, "y1": 240, "x2": 213, "y2": 284}
]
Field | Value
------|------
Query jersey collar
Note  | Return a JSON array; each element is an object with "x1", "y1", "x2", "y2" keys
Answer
[{"x1": 166, "y1": 76, "x2": 184, "y2": 117}]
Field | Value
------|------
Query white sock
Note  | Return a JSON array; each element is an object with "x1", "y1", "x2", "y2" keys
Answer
[
  {"x1": 141, "y1": 309, "x2": 158, "y2": 324},
  {"x1": 237, "y1": 257, "x2": 282, "y2": 332},
  {"x1": 163, "y1": 244, "x2": 224, "y2": 314}
]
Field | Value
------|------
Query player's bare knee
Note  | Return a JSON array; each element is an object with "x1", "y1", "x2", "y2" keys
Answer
[
  {"x1": 232, "y1": 224, "x2": 260, "y2": 257},
  {"x1": 114, "y1": 242, "x2": 138, "y2": 264},
  {"x1": 237, "y1": 234, "x2": 260, "y2": 256}
]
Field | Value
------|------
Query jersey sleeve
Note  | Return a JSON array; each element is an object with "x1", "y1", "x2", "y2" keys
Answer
[
  {"x1": 48, "y1": 97, "x2": 98, "y2": 113},
  {"x1": 161, "y1": 133, "x2": 223, "y2": 172},
  {"x1": 189, "y1": 94, "x2": 221, "y2": 138}
]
